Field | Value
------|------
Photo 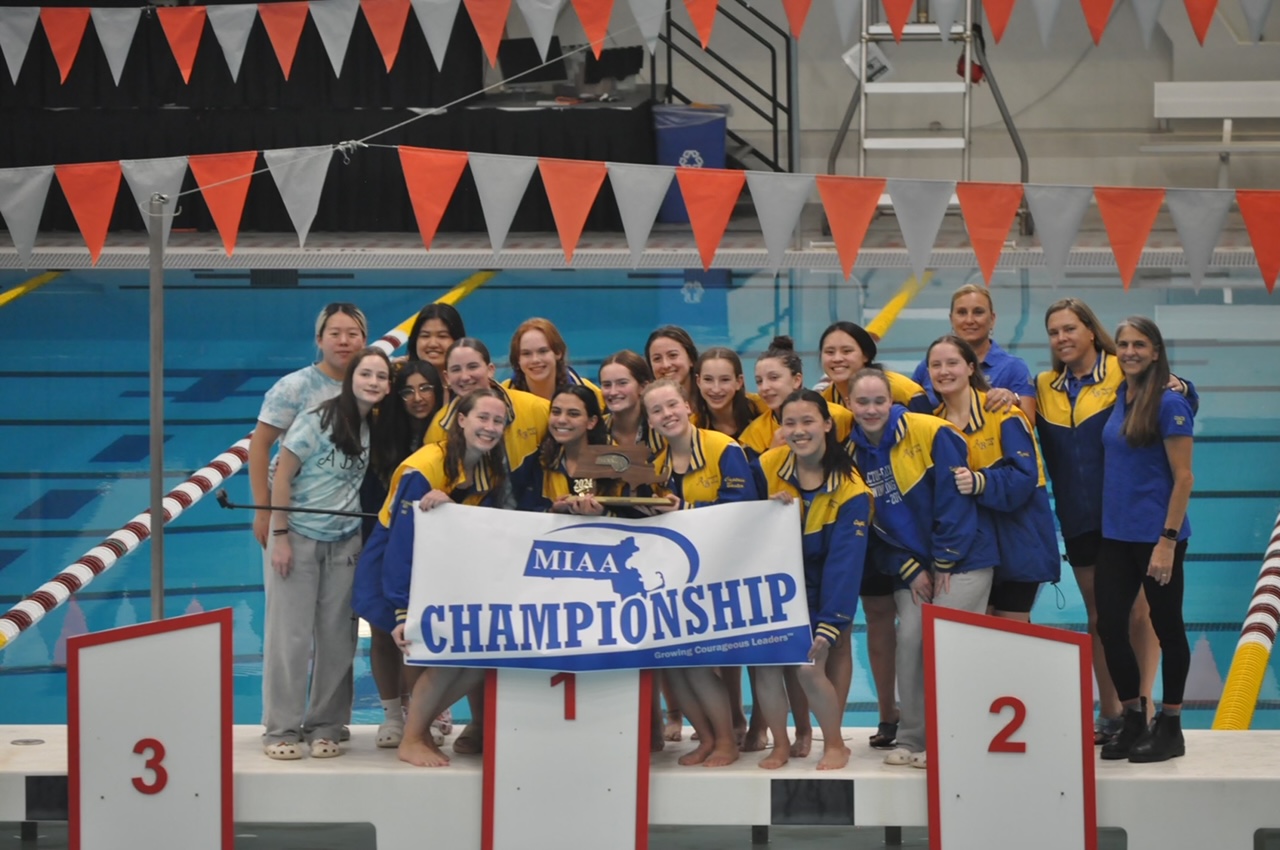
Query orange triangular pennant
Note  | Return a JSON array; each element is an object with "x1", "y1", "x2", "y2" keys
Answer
[
  {"x1": 360, "y1": 0, "x2": 411, "y2": 71},
  {"x1": 1094, "y1": 186, "x2": 1164, "y2": 290},
  {"x1": 39, "y1": 7, "x2": 91, "y2": 83},
  {"x1": 1184, "y1": 0, "x2": 1217, "y2": 43},
  {"x1": 398, "y1": 146, "x2": 468, "y2": 251},
  {"x1": 781, "y1": 0, "x2": 813, "y2": 37},
  {"x1": 257, "y1": 1, "x2": 310, "y2": 80},
  {"x1": 571, "y1": 0, "x2": 614, "y2": 58},
  {"x1": 683, "y1": 0, "x2": 718, "y2": 48},
  {"x1": 1080, "y1": 0, "x2": 1115, "y2": 43},
  {"x1": 881, "y1": 0, "x2": 914, "y2": 41},
  {"x1": 956, "y1": 181, "x2": 1023, "y2": 285},
  {"x1": 538, "y1": 157, "x2": 608, "y2": 263},
  {"x1": 54, "y1": 161, "x2": 121, "y2": 265},
  {"x1": 982, "y1": 0, "x2": 1017, "y2": 41},
  {"x1": 675, "y1": 167, "x2": 745, "y2": 270},
  {"x1": 815, "y1": 175, "x2": 886, "y2": 280},
  {"x1": 188, "y1": 151, "x2": 259, "y2": 256},
  {"x1": 1236, "y1": 190, "x2": 1280, "y2": 294},
  {"x1": 156, "y1": 7, "x2": 207, "y2": 84},
  {"x1": 463, "y1": 0, "x2": 511, "y2": 67}
]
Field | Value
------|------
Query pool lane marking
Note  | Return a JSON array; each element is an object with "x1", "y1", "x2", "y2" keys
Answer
[{"x1": 0, "y1": 271, "x2": 60, "y2": 311}]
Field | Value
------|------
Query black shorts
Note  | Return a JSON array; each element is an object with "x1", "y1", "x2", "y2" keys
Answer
[
  {"x1": 988, "y1": 580, "x2": 1041, "y2": 614},
  {"x1": 859, "y1": 569, "x2": 895, "y2": 597},
  {"x1": 1064, "y1": 530, "x2": 1103, "y2": 569}
]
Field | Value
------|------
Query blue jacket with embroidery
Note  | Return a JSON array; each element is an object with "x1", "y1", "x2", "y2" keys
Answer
[
  {"x1": 846, "y1": 407, "x2": 995, "y2": 583},
  {"x1": 652, "y1": 428, "x2": 757, "y2": 508}
]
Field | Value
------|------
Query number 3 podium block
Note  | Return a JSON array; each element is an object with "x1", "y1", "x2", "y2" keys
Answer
[
  {"x1": 67, "y1": 609, "x2": 232, "y2": 850},
  {"x1": 924, "y1": 606, "x2": 1096, "y2": 850}
]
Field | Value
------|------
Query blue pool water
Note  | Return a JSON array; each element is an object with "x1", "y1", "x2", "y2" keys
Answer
[{"x1": 1, "y1": 266, "x2": 1276, "y2": 729}]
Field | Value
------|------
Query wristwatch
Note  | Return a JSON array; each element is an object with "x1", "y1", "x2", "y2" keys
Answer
[{"x1": 1161, "y1": 527, "x2": 1179, "y2": 541}]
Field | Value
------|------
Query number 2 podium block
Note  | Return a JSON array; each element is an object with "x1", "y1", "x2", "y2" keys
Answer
[
  {"x1": 924, "y1": 606, "x2": 1096, "y2": 850},
  {"x1": 68, "y1": 609, "x2": 232, "y2": 850}
]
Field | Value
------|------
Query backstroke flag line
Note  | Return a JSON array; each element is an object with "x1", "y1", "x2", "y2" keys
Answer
[{"x1": 404, "y1": 501, "x2": 814, "y2": 671}]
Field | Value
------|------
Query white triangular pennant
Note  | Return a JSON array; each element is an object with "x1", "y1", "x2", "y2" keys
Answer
[
  {"x1": 607, "y1": 162, "x2": 674, "y2": 266},
  {"x1": 746, "y1": 172, "x2": 814, "y2": 271},
  {"x1": 411, "y1": 0, "x2": 462, "y2": 71},
  {"x1": 1166, "y1": 188, "x2": 1233, "y2": 292},
  {"x1": 932, "y1": 0, "x2": 963, "y2": 39},
  {"x1": 1130, "y1": 0, "x2": 1165, "y2": 48},
  {"x1": 0, "y1": 7, "x2": 39, "y2": 85},
  {"x1": 310, "y1": 0, "x2": 359, "y2": 77},
  {"x1": 833, "y1": 0, "x2": 861, "y2": 44},
  {"x1": 0, "y1": 165, "x2": 53, "y2": 269},
  {"x1": 263, "y1": 147, "x2": 334, "y2": 248},
  {"x1": 627, "y1": 0, "x2": 665, "y2": 53},
  {"x1": 206, "y1": 3, "x2": 257, "y2": 83},
  {"x1": 468, "y1": 153, "x2": 537, "y2": 253},
  {"x1": 1028, "y1": 0, "x2": 1063, "y2": 45},
  {"x1": 1239, "y1": 0, "x2": 1272, "y2": 41},
  {"x1": 121, "y1": 156, "x2": 188, "y2": 249},
  {"x1": 1023, "y1": 184, "x2": 1092, "y2": 285},
  {"x1": 89, "y1": 8, "x2": 140, "y2": 85},
  {"x1": 886, "y1": 178, "x2": 955, "y2": 284},
  {"x1": 515, "y1": 0, "x2": 565, "y2": 60}
]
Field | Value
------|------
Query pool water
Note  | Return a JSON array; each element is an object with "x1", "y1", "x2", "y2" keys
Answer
[{"x1": 1, "y1": 266, "x2": 1276, "y2": 729}]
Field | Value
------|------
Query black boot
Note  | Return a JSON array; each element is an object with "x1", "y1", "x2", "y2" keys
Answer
[
  {"x1": 1128, "y1": 712, "x2": 1185, "y2": 763},
  {"x1": 1100, "y1": 699, "x2": 1147, "y2": 761}
]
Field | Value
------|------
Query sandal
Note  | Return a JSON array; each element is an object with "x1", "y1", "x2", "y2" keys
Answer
[
  {"x1": 869, "y1": 720, "x2": 898, "y2": 749},
  {"x1": 376, "y1": 718, "x2": 405, "y2": 749},
  {"x1": 310, "y1": 738, "x2": 342, "y2": 758},
  {"x1": 263, "y1": 741, "x2": 302, "y2": 760},
  {"x1": 452, "y1": 724, "x2": 483, "y2": 755}
]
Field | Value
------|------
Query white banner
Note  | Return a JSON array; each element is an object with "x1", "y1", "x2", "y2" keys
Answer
[{"x1": 404, "y1": 501, "x2": 812, "y2": 671}]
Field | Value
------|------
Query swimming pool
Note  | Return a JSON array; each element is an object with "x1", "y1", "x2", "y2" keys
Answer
[{"x1": 1, "y1": 265, "x2": 1276, "y2": 729}]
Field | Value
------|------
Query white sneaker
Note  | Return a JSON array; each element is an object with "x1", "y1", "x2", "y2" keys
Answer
[
  {"x1": 884, "y1": 747, "x2": 914, "y2": 766},
  {"x1": 909, "y1": 751, "x2": 927, "y2": 769}
]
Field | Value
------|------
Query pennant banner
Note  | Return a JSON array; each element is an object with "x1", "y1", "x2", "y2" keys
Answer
[
  {"x1": 120, "y1": 155, "x2": 189, "y2": 250},
  {"x1": 606, "y1": 162, "x2": 674, "y2": 266},
  {"x1": 982, "y1": 0, "x2": 1017, "y2": 41},
  {"x1": 516, "y1": 0, "x2": 566, "y2": 61},
  {"x1": 1131, "y1": 0, "x2": 1166, "y2": 48},
  {"x1": 1236, "y1": 190, "x2": 1280, "y2": 294},
  {"x1": 157, "y1": 6, "x2": 207, "y2": 84},
  {"x1": 1165, "y1": 188, "x2": 1232, "y2": 291},
  {"x1": 257, "y1": 0, "x2": 309, "y2": 80},
  {"x1": 833, "y1": 0, "x2": 861, "y2": 44},
  {"x1": 88, "y1": 7, "x2": 140, "y2": 85},
  {"x1": 1080, "y1": 0, "x2": 1115, "y2": 44},
  {"x1": 469, "y1": 152, "x2": 538, "y2": 253},
  {"x1": 956, "y1": 181, "x2": 1023, "y2": 285},
  {"x1": 1184, "y1": 0, "x2": 1218, "y2": 43},
  {"x1": 263, "y1": 146, "x2": 334, "y2": 248},
  {"x1": 40, "y1": 6, "x2": 91, "y2": 83},
  {"x1": 1023, "y1": 184, "x2": 1091, "y2": 285},
  {"x1": 411, "y1": 0, "x2": 461, "y2": 70},
  {"x1": 1028, "y1": 0, "x2": 1063, "y2": 44},
  {"x1": 815, "y1": 174, "x2": 885, "y2": 280},
  {"x1": 311, "y1": 0, "x2": 359, "y2": 77},
  {"x1": 572, "y1": 0, "x2": 614, "y2": 57},
  {"x1": 0, "y1": 165, "x2": 54, "y2": 268},
  {"x1": 400, "y1": 146, "x2": 469, "y2": 251},
  {"x1": 1094, "y1": 186, "x2": 1165, "y2": 290},
  {"x1": 360, "y1": 0, "x2": 411, "y2": 71},
  {"x1": 781, "y1": 0, "x2": 813, "y2": 37},
  {"x1": 54, "y1": 161, "x2": 122, "y2": 266},
  {"x1": 887, "y1": 178, "x2": 955, "y2": 284},
  {"x1": 627, "y1": 0, "x2": 665, "y2": 53},
  {"x1": 0, "y1": 6, "x2": 40, "y2": 85},
  {"x1": 745, "y1": 171, "x2": 814, "y2": 271},
  {"x1": 675, "y1": 167, "x2": 745, "y2": 270},
  {"x1": 684, "y1": 0, "x2": 719, "y2": 48},
  {"x1": 206, "y1": 3, "x2": 256, "y2": 82},
  {"x1": 1238, "y1": 0, "x2": 1272, "y2": 41},
  {"x1": 188, "y1": 151, "x2": 259, "y2": 256},
  {"x1": 539, "y1": 157, "x2": 608, "y2": 263},
  {"x1": 463, "y1": 0, "x2": 510, "y2": 66}
]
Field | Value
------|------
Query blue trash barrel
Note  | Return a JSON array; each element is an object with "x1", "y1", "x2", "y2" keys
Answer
[{"x1": 653, "y1": 104, "x2": 729, "y2": 223}]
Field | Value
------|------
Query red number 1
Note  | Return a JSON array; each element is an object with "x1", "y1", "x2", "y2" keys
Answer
[
  {"x1": 550, "y1": 672, "x2": 577, "y2": 720},
  {"x1": 988, "y1": 696, "x2": 1027, "y2": 753},
  {"x1": 131, "y1": 738, "x2": 168, "y2": 794}
]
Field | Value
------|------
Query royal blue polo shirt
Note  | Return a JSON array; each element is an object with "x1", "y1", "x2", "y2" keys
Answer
[
  {"x1": 913, "y1": 341, "x2": 1036, "y2": 406},
  {"x1": 1101, "y1": 386, "x2": 1194, "y2": 543}
]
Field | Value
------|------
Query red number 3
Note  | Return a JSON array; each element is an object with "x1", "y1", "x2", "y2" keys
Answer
[
  {"x1": 550, "y1": 672, "x2": 577, "y2": 720},
  {"x1": 132, "y1": 738, "x2": 168, "y2": 794},
  {"x1": 988, "y1": 696, "x2": 1027, "y2": 754}
]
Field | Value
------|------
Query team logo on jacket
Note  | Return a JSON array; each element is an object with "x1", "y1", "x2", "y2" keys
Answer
[{"x1": 524, "y1": 524, "x2": 700, "y2": 600}]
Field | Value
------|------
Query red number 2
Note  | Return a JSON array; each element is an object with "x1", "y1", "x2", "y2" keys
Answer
[
  {"x1": 988, "y1": 696, "x2": 1027, "y2": 753},
  {"x1": 550, "y1": 672, "x2": 577, "y2": 720},
  {"x1": 131, "y1": 738, "x2": 169, "y2": 794}
]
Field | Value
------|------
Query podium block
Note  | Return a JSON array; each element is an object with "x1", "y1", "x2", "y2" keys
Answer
[
  {"x1": 924, "y1": 607, "x2": 1095, "y2": 850},
  {"x1": 68, "y1": 609, "x2": 232, "y2": 850}
]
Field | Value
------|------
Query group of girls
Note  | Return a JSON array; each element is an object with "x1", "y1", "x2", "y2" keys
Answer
[{"x1": 249, "y1": 282, "x2": 1195, "y2": 771}]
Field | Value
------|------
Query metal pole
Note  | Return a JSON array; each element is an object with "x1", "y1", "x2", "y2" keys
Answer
[{"x1": 148, "y1": 193, "x2": 166, "y2": 621}]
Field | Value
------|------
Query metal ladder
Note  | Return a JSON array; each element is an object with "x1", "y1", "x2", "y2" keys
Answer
[{"x1": 857, "y1": 0, "x2": 975, "y2": 180}]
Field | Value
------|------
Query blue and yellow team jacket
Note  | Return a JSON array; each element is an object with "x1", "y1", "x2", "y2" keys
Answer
[
  {"x1": 359, "y1": 443, "x2": 503, "y2": 625},
  {"x1": 523, "y1": 445, "x2": 629, "y2": 513},
  {"x1": 652, "y1": 428, "x2": 758, "y2": 508},
  {"x1": 940, "y1": 392, "x2": 1060, "y2": 585},
  {"x1": 424, "y1": 381, "x2": 549, "y2": 503},
  {"x1": 738, "y1": 404, "x2": 855, "y2": 461},
  {"x1": 846, "y1": 406, "x2": 995, "y2": 583},
  {"x1": 500, "y1": 367, "x2": 606, "y2": 411},
  {"x1": 754, "y1": 446, "x2": 872, "y2": 645},
  {"x1": 822, "y1": 370, "x2": 932, "y2": 415},
  {"x1": 1035, "y1": 353, "x2": 1197, "y2": 540}
]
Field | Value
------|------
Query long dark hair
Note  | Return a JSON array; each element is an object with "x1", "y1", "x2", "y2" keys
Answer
[
  {"x1": 1045, "y1": 297, "x2": 1116, "y2": 373},
  {"x1": 407, "y1": 303, "x2": 466, "y2": 361},
  {"x1": 760, "y1": 335, "x2": 803, "y2": 378},
  {"x1": 645, "y1": 325, "x2": 699, "y2": 390},
  {"x1": 509, "y1": 318, "x2": 571, "y2": 392},
  {"x1": 693, "y1": 347, "x2": 755, "y2": 437},
  {"x1": 443, "y1": 388, "x2": 510, "y2": 493},
  {"x1": 779, "y1": 390, "x2": 855, "y2": 482},
  {"x1": 1115, "y1": 316, "x2": 1172, "y2": 447},
  {"x1": 925, "y1": 335, "x2": 991, "y2": 393},
  {"x1": 600, "y1": 349, "x2": 654, "y2": 386},
  {"x1": 540, "y1": 385, "x2": 609, "y2": 468},
  {"x1": 819, "y1": 320, "x2": 882, "y2": 370},
  {"x1": 316, "y1": 347, "x2": 393, "y2": 471},
  {"x1": 388, "y1": 360, "x2": 445, "y2": 465}
]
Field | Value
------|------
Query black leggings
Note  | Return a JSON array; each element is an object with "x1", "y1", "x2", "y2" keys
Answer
[{"x1": 1095, "y1": 537, "x2": 1190, "y2": 706}]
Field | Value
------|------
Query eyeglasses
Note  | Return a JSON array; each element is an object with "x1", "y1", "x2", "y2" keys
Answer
[{"x1": 399, "y1": 385, "x2": 436, "y2": 400}]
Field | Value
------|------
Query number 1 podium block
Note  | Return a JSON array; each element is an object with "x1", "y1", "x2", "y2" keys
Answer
[
  {"x1": 68, "y1": 609, "x2": 232, "y2": 850},
  {"x1": 924, "y1": 606, "x2": 1096, "y2": 850}
]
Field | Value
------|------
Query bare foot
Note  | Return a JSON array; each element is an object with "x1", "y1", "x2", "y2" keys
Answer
[
  {"x1": 703, "y1": 740, "x2": 740, "y2": 768},
  {"x1": 678, "y1": 740, "x2": 714, "y2": 766},
  {"x1": 816, "y1": 744, "x2": 851, "y2": 771},
  {"x1": 758, "y1": 742, "x2": 790, "y2": 770},
  {"x1": 733, "y1": 720, "x2": 749, "y2": 748},
  {"x1": 399, "y1": 736, "x2": 450, "y2": 767},
  {"x1": 664, "y1": 712, "x2": 684, "y2": 742},
  {"x1": 742, "y1": 726, "x2": 770, "y2": 752},
  {"x1": 452, "y1": 724, "x2": 482, "y2": 755},
  {"x1": 790, "y1": 729, "x2": 813, "y2": 759}
]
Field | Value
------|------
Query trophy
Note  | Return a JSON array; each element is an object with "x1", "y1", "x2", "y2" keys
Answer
[{"x1": 571, "y1": 445, "x2": 669, "y2": 506}]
